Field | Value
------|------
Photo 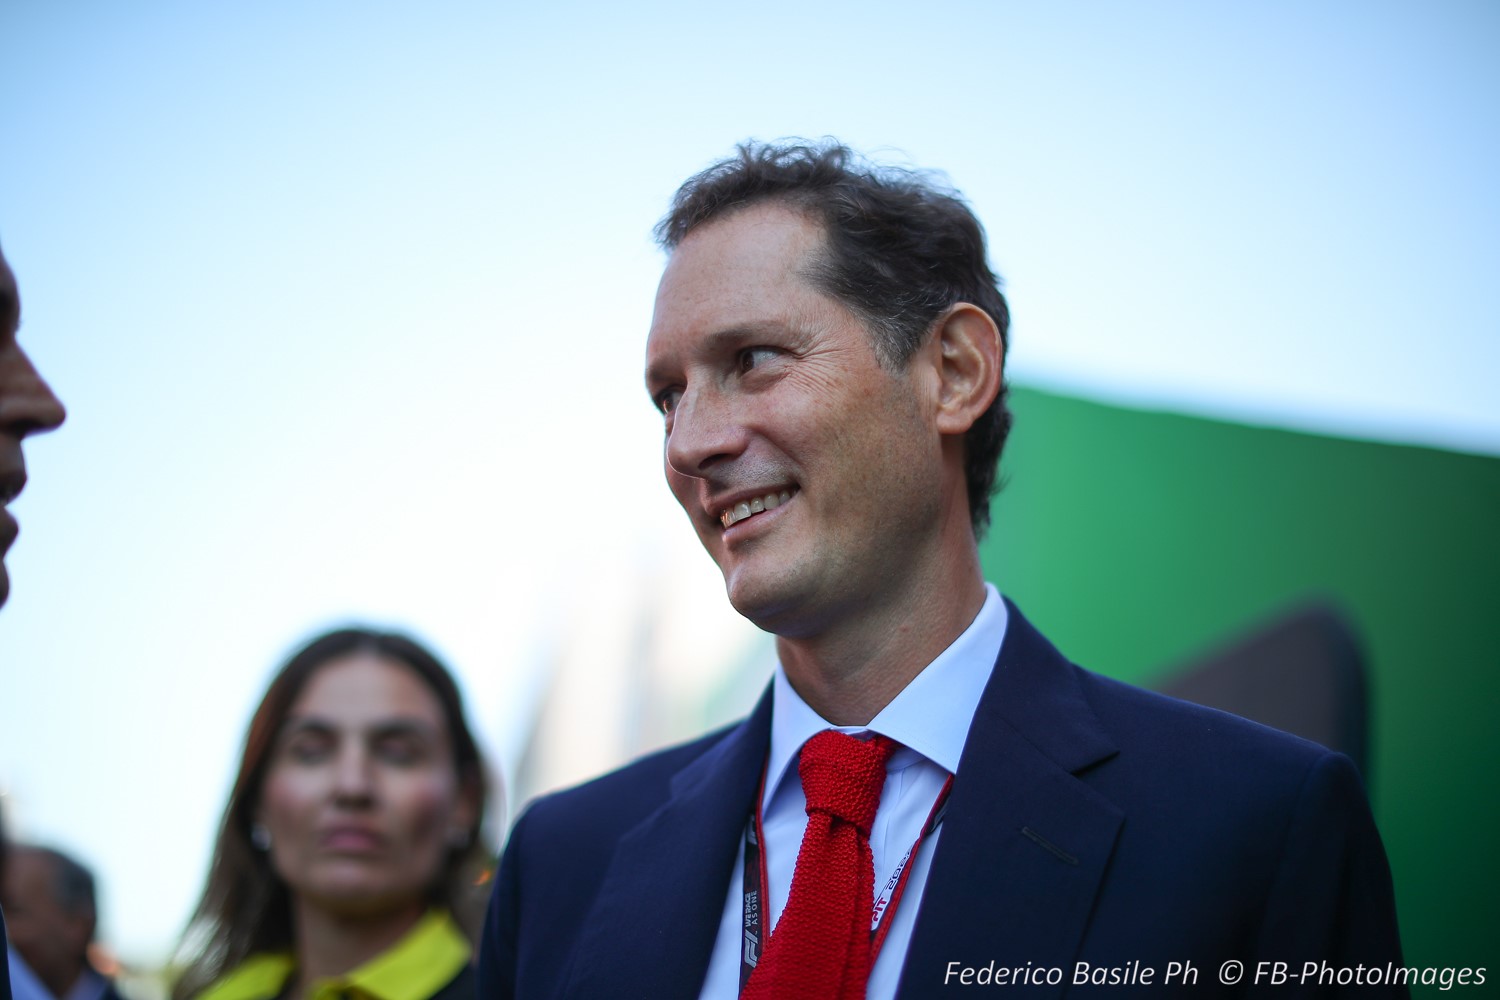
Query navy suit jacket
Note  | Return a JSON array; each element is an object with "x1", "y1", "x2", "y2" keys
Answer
[
  {"x1": 2, "y1": 907, "x2": 11, "y2": 1000},
  {"x1": 480, "y1": 602, "x2": 1406, "y2": 997}
]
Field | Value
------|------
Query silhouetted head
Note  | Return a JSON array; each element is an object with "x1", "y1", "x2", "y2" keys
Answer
[{"x1": 0, "y1": 243, "x2": 68, "y2": 608}]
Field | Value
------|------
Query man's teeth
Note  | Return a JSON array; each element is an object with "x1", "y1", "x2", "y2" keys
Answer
[{"x1": 721, "y1": 490, "x2": 792, "y2": 528}]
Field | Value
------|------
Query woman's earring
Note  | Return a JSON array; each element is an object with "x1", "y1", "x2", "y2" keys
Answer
[{"x1": 250, "y1": 823, "x2": 273, "y2": 851}]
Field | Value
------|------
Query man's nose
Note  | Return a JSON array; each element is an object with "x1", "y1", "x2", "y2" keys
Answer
[
  {"x1": 664, "y1": 384, "x2": 747, "y2": 479},
  {"x1": 0, "y1": 346, "x2": 67, "y2": 438}
]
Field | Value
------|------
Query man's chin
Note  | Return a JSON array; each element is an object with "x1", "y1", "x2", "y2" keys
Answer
[
  {"x1": 724, "y1": 573, "x2": 815, "y2": 638},
  {"x1": 724, "y1": 575, "x2": 781, "y2": 630}
]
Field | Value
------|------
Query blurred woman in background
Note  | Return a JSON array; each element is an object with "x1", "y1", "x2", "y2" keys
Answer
[{"x1": 173, "y1": 628, "x2": 491, "y2": 1000}]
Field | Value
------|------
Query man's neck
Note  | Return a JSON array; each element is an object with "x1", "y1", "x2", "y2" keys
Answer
[
  {"x1": 39, "y1": 964, "x2": 85, "y2": 1000},
  {"x1": 55, "y1": 965, "x2": 97, "y2": 1000},
  {"x1": 775, "y1": 567, "x2": 987, "y2": 727}
]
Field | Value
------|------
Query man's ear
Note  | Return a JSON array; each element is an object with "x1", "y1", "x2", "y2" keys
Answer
[
  {"x1": 931, "y1": 303, "x2": 1003, "y2": 435},
  {"x1": 65, "y1": 905, "x2": 96, "y2": 954}
]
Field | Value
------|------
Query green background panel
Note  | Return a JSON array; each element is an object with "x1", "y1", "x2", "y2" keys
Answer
[{"x1": 980, "y1": 387, "x2": 1500, "y2": 982}]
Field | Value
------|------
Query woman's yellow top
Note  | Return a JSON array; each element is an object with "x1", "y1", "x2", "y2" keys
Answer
[{"x1": 196, "y1": 910, "x2": 470, "y2": 1000}]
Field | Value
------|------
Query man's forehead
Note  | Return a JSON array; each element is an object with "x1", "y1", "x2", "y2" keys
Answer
[
  {"x1": 663, "y1": 202, "x2": 823, "y2": 285},
  {"x1": 647, "y1": 204, "x2": 828, "y2": 349},
  {"x1": 7, "y1": 847, "x2": 56, "y2": 887}
]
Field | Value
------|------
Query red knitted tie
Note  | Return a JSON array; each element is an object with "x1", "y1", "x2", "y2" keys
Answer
[{"x1": 743, "y1": 730, "x2": 896, "y2": 1000}]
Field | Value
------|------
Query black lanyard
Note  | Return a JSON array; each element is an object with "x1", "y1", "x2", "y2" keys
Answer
[{"x1": 738, "y1": 764, "x2": 955, "y2": 992}]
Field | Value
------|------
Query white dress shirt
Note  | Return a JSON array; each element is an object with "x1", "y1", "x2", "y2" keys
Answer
[
  {"x1": 5, "y1": 954, "x2": 108, "y2": 1000},
  {"x1": 698, "y1": 583, "x2": 1009, "y2": 999},
  {"x1": 62, "y1": 969, "x2": 109, "y2": 1000},
  {"x1": 6, "y1": 947, "x2": 56, "y2": 1000}
]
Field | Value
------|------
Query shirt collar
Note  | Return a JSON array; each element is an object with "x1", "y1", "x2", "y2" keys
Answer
[
  {"x1": 196, "y1": 910, "x2": 470, "y2": 1000},
  {"x1": 62, "y1": 969, "x2": 108, "y2": 1000},
  {"x1": 195, "y1": 953, "x2": 292, "y2": 1000},
  {"x1": 7, "y1": 944, "x2": 58, "y2": 1000},
  {"x1": 765, "y1": 583, "x2": 1008, "y2": 807}
]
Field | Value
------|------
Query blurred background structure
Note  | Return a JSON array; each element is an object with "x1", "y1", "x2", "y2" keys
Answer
[{"x1": 1, "y1": 0, "x2": 1495, "y2": 989}]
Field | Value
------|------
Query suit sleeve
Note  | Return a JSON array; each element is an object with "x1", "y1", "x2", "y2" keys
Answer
[{"x1": 1250, "y1": 751, "x2": 1408, "y2": 997}]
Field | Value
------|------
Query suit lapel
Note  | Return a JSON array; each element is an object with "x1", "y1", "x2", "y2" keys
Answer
[
  {"x1": 557, "y1": 604, "x2": 1119, "y2": 998},
  {"x1": 561, "y1": 689, "x2": 773, "y2": 999},
  {"x1": 899, "y1": 603, "x2": 1123, "y2": 998}
]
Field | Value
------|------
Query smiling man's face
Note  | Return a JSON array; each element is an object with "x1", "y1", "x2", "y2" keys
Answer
[
  {"x1": 0, "y1": 247, "x2": 67, "y2": 609},
  {"x1": 644, "y1": 203, "x2": 947, "y2": 639}
]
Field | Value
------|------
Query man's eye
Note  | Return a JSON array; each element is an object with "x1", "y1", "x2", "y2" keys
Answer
[
  {"x1": 654, "y1": 388, "x2": 682, "y2": 415},
  {"x1": 737, "y1": 347, "x2": 778, "y2": 374}
]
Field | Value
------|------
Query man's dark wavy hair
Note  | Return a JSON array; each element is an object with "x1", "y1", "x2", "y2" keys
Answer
[{"x1": 655, "y1": 139, "x2": 1012, "y2": 537}]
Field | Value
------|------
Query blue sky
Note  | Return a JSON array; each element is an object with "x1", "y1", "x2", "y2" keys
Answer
[{"x1": 1, "y1": 0, "x2": 1495, "y2": 962}]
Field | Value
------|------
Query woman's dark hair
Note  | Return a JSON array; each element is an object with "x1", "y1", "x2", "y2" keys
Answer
[
  {"x1": 172, "y1": 628, "x2": 491, "y2": 998},
  {"x1": 657, "y1": 139, "x2": 1013, "y2": 537}
]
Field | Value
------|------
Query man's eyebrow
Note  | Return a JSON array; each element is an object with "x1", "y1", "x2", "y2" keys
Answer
[
  {"x1": 644, "y1": 322, "x2": 788, "y2": 391},
  {"x1": 702, "y1": 322, "x2": 787, "y2": 346}
]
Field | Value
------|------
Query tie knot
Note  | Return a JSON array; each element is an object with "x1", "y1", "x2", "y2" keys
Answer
[{"x1": 798, "y1": 730, "x2": 895, "y2": 831}]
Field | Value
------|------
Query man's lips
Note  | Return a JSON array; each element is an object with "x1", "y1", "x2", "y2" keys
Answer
[
  {"x1": 0, "y1": 469, "x2": 25, "y2": 506},
  {"x1": 718, "y1": 487, "x2": 796, "y2": 529},
  {"x1": 0, "y1": 469, "x2": 22, "y2": 551}
]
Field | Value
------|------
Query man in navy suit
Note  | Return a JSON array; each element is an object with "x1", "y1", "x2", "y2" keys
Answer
[
  {"x1": 1, "y1": 243, "x2": 69, "y2": 1000},
  {"x1": 3, "y1": 846, "x2": 125, "y2": 1000},
  {"x1": 480, "y1": 142, "x2": 1407, "y2": 997}
]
